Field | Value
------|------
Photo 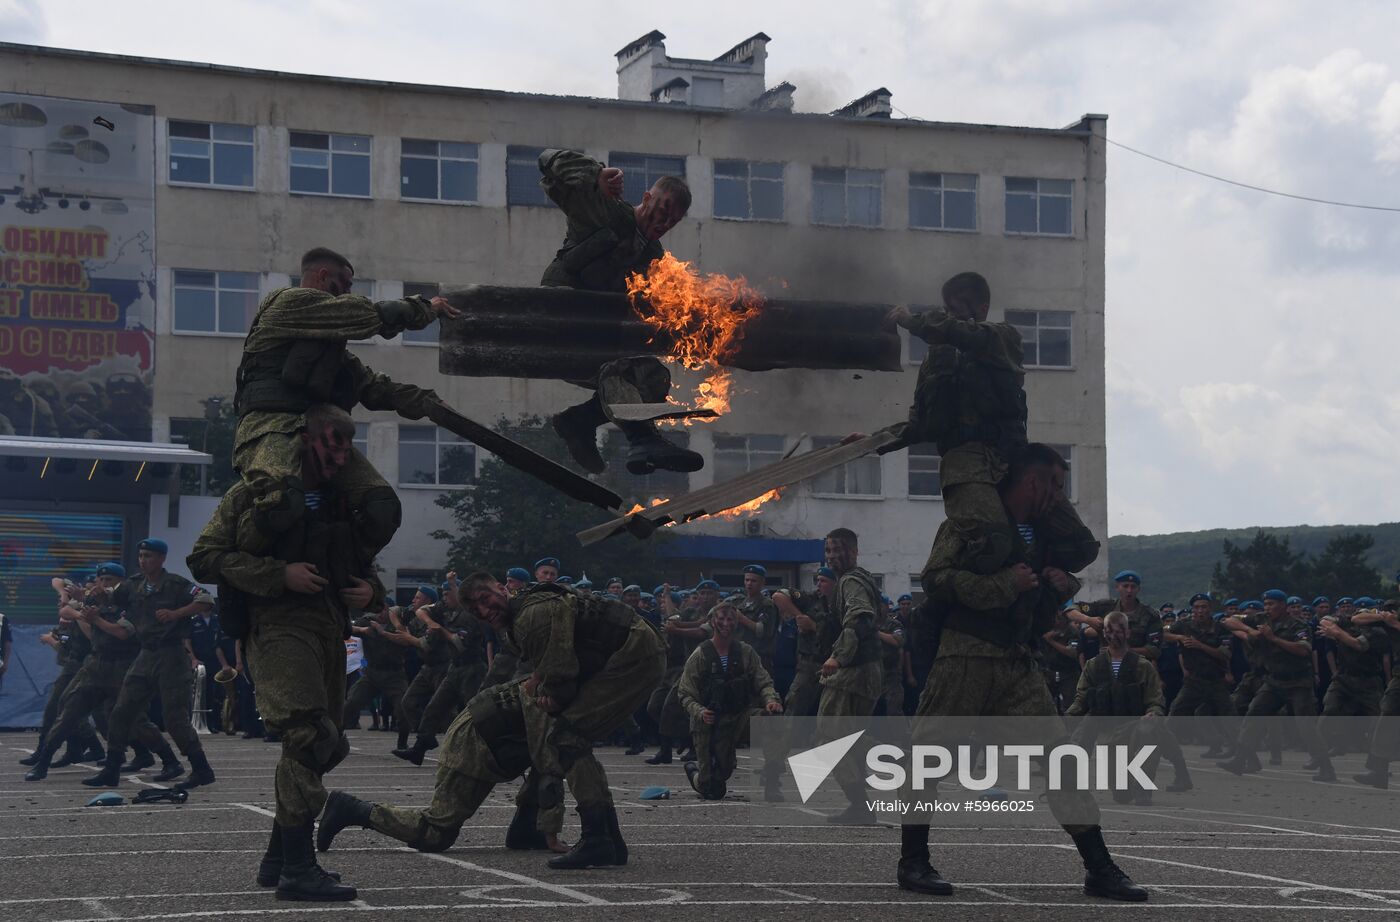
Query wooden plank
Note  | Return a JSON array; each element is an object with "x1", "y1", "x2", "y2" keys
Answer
[
  {"x1": 576, "y1": 430, "x2": 901, "y2": 545},
  {"x1": 605, "y1": 404, "x2": 719, "y2": 423}
]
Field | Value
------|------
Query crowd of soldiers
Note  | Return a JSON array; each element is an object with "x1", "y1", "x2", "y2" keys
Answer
[{"x1": 0, "y1": 366, "x2": 153, "y2": 441}]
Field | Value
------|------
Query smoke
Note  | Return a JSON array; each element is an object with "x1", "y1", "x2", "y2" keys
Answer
[{"x1": 781, "y1": 67, "x2": 857, "y2": 114}]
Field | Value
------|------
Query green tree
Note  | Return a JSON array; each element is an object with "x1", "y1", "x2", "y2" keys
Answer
[
  {"x1": 1210, "y1": 530, "x2": 1310, "y2": 600},
  {"x1": 432, "y1": 416, "x2": 678, "y2": 585},
  {"x1": 1308, "y1": 532, "x2": 1386, "y2": 600},
  {"x1": 171, "y1": 396, "x2": 238, "y2": 495}
]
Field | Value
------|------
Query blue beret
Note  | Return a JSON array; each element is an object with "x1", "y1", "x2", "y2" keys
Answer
[
  {"x1": 607, "y1": 576, "x2": 623, "y2": 585},
  {"x1": 815, "y1": 567, "x2": 836, "y2": 580},
  {"x1": 1311, "y1": 596, "x2": 1330, "y2": 606},
  {"x1": 743, "y1": 564, "x2": 767, "y2": 577},
  {"x1": 695, "y1": 579, "x2": 721, "y2": 590},
  {"x1": 576, "y1": 578, "x2": 592, "y2": 588},
  {"x1": 95, "y1": 562, "x2": 126, "y2": 579},
  {"x1": 881, "y1": 595, "x2": 892, "y2": 605},
  {"x1": 623, "y1": 584, "x2": 641, "y2": 593},
  {"x1": 506, "y1": 567, "x2": 530, "y2": 581},
  {"x1": 1337, "y1": 596, "x2": 1355, "y2": 605},
  {"x1": 1224, "y1": 598, "x2": 1241, "y2": 607},
  {"x1": 1242, "y1": 600, "x2": 1264, "y2": 611},
  {"x1": 653, "y1": 585, "x2": 667, "y2": 597},
  {"x1": 534, "y1": 557, "x2": 560, "y2": 571},
  {"x1": 1286, "y1": 595, "x2": 1302, "y2": 605},
  {"x1": 640, "y1": 592, "x2": 654, "y2": 600},
  {"x1": 1212, "y1": 611, "x2": 1225, "y2": 620},
  {"x1": 384, "y1": 595, "x2": 396, "y2": 607},
  {"x1": 556, "y1": 576, "x2": 574, "y2": 585},
  {"x1": 416, "y1": 585, "x2": 439, "y2": 603},
  {"x1": 1261, "y1": 589, "x2": 1287, "y2": 602},
  {"x1": 1189, "y1": 592, "x2": 1211, "y2": 606},
  {"x1": 1354, "y1": 596, "x2": 1375, "y2": 607},
  {"x1": 1113, "y1": 570, "x2": 1141, "y2": 584},
  {"x1": 898, "y1": 593, "x2": 912, "y2": 602},
  {"x1": 138, "y1": 537, "x2": 168, "y2": 555},
  {"x1": 1160, "y1": 602, "x2": 1175, "y2": 610}
]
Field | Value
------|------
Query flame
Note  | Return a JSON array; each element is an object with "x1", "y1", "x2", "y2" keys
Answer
[
  {"x1": 624, "y1": 488, "x2": 783, "y2": 521},
  {"x1": 627, "y1": 253, "x2": 764, "y2": 420}
]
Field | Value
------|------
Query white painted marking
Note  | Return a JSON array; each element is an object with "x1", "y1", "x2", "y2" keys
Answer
[
  {"x1": 230, "y1": 802, "x2": 276, "y2": 818},
  {"x1": 419, "y1": 851, "x2": 609, "y2": 905},
  {"x1": 1108, "y1": 848, "x2": 1400, "y2": 908},
  {"x1": 762, "y1": 886, "x2": 817, "y2": 902},
  {"x1": 80, "y1": 898, "x2": 117, "y2": 918}
]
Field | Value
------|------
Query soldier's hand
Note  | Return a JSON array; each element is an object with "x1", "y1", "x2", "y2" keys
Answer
[
  {"x1": 765, "y1": 700, "x2": 783, "y2": 715},
  {"x1": 884, "y1": 305, "x2": 914, "y2": 330},
  {"x1": 429, "y1": 296, "x2": 461, "y2": 319},
  {"x1": 523, "y1": 673, "x2": 541, "y2": 697},
  {"x1": 1011, "y1": 563, "x2": 1040, "y2": 593},
  {"x1": 340, "y1": 578, "x2": 374, "y2": 609},
  {"x1": 598, "y1": 166, "x2": 625, "y2": 199},
  {"x1": 795, "y1": 613, "x2": 816, "y2": 634},
  {"x1": 537, "y1": 695, "x2": 560, "y2": 714},
  {"x1": 701, "y1": 708, "x2": 716, "y2": 725},
  {"x1": 820, "y1": 656, "x2": 840, "y2": 677},
  {"x1": 155, "y1": 608, "x2": 180, "y2": 623},
  {"x1": 285, "y1": 562, "x2": 329, "y2": 594},
  {"x1": 1040, "y1": 567, "x2": 1070, "y2": 594}
]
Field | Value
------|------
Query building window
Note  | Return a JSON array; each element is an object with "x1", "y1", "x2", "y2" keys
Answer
[
  {"x1": 713, "y1": 160, "x2": 783, "y2": 222},
  {"x1": 290, "y1": 131, "x2": 371, "y2": 197},
  {"x1": 1005, "y1": 177, "x2": 1072, "y2": 236},
  {"x1": 713, "y1": 434, "x2": 785, "y2": 483},
  {"x1": 810, "y1": 436, "x2": 882, "y2": 496},
  {"x1": 1005, "y1": 310, "x2": 1072, "y2": 367},
  {"x1": 401, "y1": 139, "x2": 478, "y2": 203},
  {"x1": 812, "y1": 167, "x2": 882, "y2": 227},
  {"x1": 909, "y1": 172, "x2": 977, "y2": 231},
  {"x1": 904, "y1": 306, "x2": 940, "y2": 364},
  {"x1": 172, "y1": 269, "x2": 259, "y2": 335},
  {"x1": 168, "y1": 121, "x2": 254, "y2": 189},
  {"x1": 353, "y1": 422, "x2": 369, "y2": 458},
  {"x1": 1046, "y1": 443, "x2": 1076, "y2": 501},
  {"x1": 401, "y1": 282, "x2": 441, "y2": 345},
  {"x1": 396, "y1": 569, "x2": 439, "y2": 608},
  {"x1": 507, "y1": 145, "x2": 553, "y2": 206},
  {"x1": 350, "y1": 278, "x2": 375, "y2": 298},
  {"x1": 609, "y1": 152, "x2": 686, "y2": 203},
  {"x1": 399, "y1": 425, "x2": 476, "y2": 487},
  {"x1": 603, "y1": 430, "x2": 690, "y2": 496},
  {"x1": 907, "y1": 575, "x2": 926, "y2": 605},
  {"x1": 908, "y1": 444, "x2": 941, "y2": 498}
]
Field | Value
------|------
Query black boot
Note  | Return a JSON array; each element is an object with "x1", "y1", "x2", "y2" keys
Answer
[
  {"x1": 897, "y1": 824, "x2": 952, "y2": 895},
  {"x1": 552, "y1": 397, "x2": 608, "y2": 474},
  {"x1": 79, "y1": 741, "x2": 107, "y2": 763},
  {"x1": 391, "y1": 735, "x2": 436, "y2": 767},
  {"x1": 1353, "y1": 756, "x2": 1390, "y2": 789},
  {"x1": 151, "y1": 741, "x2": 185, "y2": 783},
  {"x1": 602, "y1": 804, "x2": 628, "y2": 866},
  {"x1": 396, "y1": 728, "x2": 410, "y2": 750},
  {"x1": 183, "y1": 749, "x2": 216, "y2": 787},
  {"x1": 1072, "y1": 827, "x2": 1149, "y2": 902},
  {"x1": 257, "y1": 823, "x2": 284, "y2": 886},
  {"x1": 317, "y1": 790, "x2": 374, "y2": 853},
  {"x1": 49, "y1": 739, "x2": 89, "y2": 769},
  {"x1": 81, "y1": 751, "x2": 123, "y2": 787},
  {"x1": 547, "y1": 805, "x2": 619, "y2": 869},
  {"x1": 19, "y1": 732, "x2": 47, "y2": 766},
  {"x1": 1311, "y1": 758, "x2": 1337, "y2": 783},
  {"x1": 683, "y1": 760, "x2": 705, "y2": 797},
  {"x1": 120, "y1": 744, "x2": 155, "y2": 774},
  {"x1": 505, "y1": 802, "x2": 549, "y2": 850},
  {"x1": 624, "y1": 734, "x2": 646, "y2": 756},
  {"x1": 1302, "y1": 756, "x2": 1322, "y2": 771},
  {"x1": 277, "y1": 820, "x2": 356, "y2": 901},
  {"x1": 23, "y1": 738, "x2": 62, "y2": 781},
  {"x1": 1216, "y1": 750, "x2": 1261, "y2": 776},
  {"x1": 621, "y1": 422, "x2": 704, "y2": 475},
  {"x1": 645, "y1": 741, "x2": 672, "y2": 765},
  {"x1": 827, "y1": 782, "x2": 875, "y2": 825},
  {"x1": 762, "y1": 765, "x2": 785, "y2": 802}
]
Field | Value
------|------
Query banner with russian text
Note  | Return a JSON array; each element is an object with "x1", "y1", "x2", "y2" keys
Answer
[{"x1": 0, "y1": 92, "x2": 155, "y2": 441}]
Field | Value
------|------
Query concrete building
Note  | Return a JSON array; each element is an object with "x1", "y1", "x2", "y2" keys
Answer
[{"x1": 0, "y1": 36, "x2": 1109, "y2": 602}]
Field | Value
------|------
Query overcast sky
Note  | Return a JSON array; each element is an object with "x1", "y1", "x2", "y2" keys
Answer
[{"x1": 6, "y1": 1, "x2": 1399, "y2": 537}]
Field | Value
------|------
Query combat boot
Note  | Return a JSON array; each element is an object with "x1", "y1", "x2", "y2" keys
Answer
[
  {"x1": 1200, "y1": 744, "x2": 1226, "y2": 759},
  {"x1": 896, "y1": 824, "x2": 953, "y2": 896},
  {"x1": 624, "y1": 733, "x2": 646, "y2": 756},
  {"x1": 762, "y1": 765, "x2": 786, "y2": 802},
  {"x1": 1072, "y1": 827, "x2": 1149, "y2": 902},
  {"x1": 645, "y1": 741, "x2": 673, "y2": 765},
  {"x1": 551, "y1": 397, "x2": 608, "y2": 474},
  {"x1": 316, "y1": 790, "x2": 374, "y2": 853},
  {"x1": 391, "y1": 735, "x2": 437, "y2": 767},
  {"x1": 505, "y1": 802, "x2": 549, "y2": 850},
  {"x1": 120, "y1": 744, "x2": 155, "y2": 773},
  {"x1": 49, "y1": 740, "x2": 90, "y2": 769},
  {"x1": 395, "y1": 728, "x2": 410, "y2": 750},
  {"x1": 1216, "y1": 750, "x2": 1261, "y2": 776},
  {"x1": 602, "y1": 804, "x2": 628, "y2": 866},
  {"x1": 621, "y1": 422, "x2": 704, "y2": 476},
  {"x1": 150, "y1": 738, "x2": 185, "y2": 783},
  {"x1": 1353, "y1": 756, "x2": 1390, "y2": 789},
  {"x1": 1311, "y1": 759, "x2": 1337, "y2": 783},
  {"x1": 81, "y1": 751, "x2": 123, "y2": 787},
  {"x1": 18, "y1": 732, "x2": 47, "y2": 766},
  {"x1": 547, "y1": 804, "x2": 619, "y2": 869},
  {"x1": 827, "y1": 782, "x2": 877, "y2": 825},
  {"x1": 184, "y1": 750, "x2": 216, "y2": 787},
  {"x1": 1302, "y1": 756, "x2": 1322, "y2": 771},
  {"x1": 277, "y1": 820, "x2": 356, "y2": 901},
  {"x1": 23, "y1": 739, "x2": 62, "y2": 781},
  {"x1": 79, "y1": 742, "x2": 106, "y2": 763}
]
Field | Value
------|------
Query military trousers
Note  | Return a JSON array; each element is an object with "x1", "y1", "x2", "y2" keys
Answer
[
  {"x1": 784, "y1": 660, "x2": 824, "y2": 718},
  {"x1": 106, "y1": 646, "x2": 204, "y2": 759},
  {"x1": 1167, "y1": 676, "x2": 1233, "y2": 747},
  {"x1": 1231, "y1": 670, "x2": 1264, "y2": 715},
  {"x1": 647, "y1": 665, "x2": 688, "y2": 739},
  {"x1": 1234, "y1": 679, "x2": 1327, "y2": 762},
  {"x1": 343, "y1": 666, "x2": 408, "y2": 728},
  {"x1": 1365, "y1": 675, "x2": 1400, "y2": 764},
  {"x1": 40, "y1": 659, "x2": 102, "y2": 749},
  {"x1": 688, "y1": 712, "x2": 749, "y2": 799},
  {"x1": 248, "y1": 612, "x2": 348, "y2": 826},
  {"x1": 419, "y1": 661, "x2": 485, "y2": 737},
  {"x1": 1319, "y1": 674, "x2": 1383, "y2": 753},
  {"x1": 1095, "y1": 717, "x2": 1187, "y2": 794},
  {"x1": 915, "y1": 648, "x2": 1100, "y2": 833},
  {"x1": 47, "y1": 655, "x2": 137, "y2": 754},
  {"x1": 816, "y1": 686, "x2": 877, "y2": 788},
  {"x1": 397, "y1": 662, "x2": 447, "y2": 742}
]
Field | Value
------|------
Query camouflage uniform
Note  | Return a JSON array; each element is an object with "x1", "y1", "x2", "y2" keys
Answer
[
  {"x1": 1318, "y1": 616, "x2": 1388, "y2": 753},
  {"x1": 877, "y1": 607, "x2": 907, "y2": 716},
  {"x1": 734, "y1": 593, "x2": 780, "y2": 674},
  {"x1": 899, "y1": 311, "x2": 1098, "y2": 574},
  {"x1": 786, "y1": 590, "x2": 831, "y2": 718},
  {"x1": 342, "y1": 616, "x2": 410, "y2": 728},
  {"x1": 1363, "y1": 618, "x2": 1400, "y2": 770},
  {"x1": 232, "y1": 286, "x2": 439, "y2": 555},
  {"x1": 1231, "y1": 612, "x2": 1269, "y2": 714},
  {"x1": 395, "y1": 604, "x2": 456, "y2": 749},
  {"x1": 1041, "y1": 618, "x2": 1082, "y2": 714},
  {"x1": 1229, "y1": 615, "x2": 1330, "y2": 770},
  {"x1": 817, "y1": 567, "x2": 884, "y2": 719},
  {"x1": 1165, "y1": 616, "x2": 1234, "y2": 748},
  {"x1": 417, "y1": 608, "x2": 488, "y2": 738},
  {"x1": 189, "y1": 479, "x2": 381, "y2": 826},
  {"x1": 678, "y1": 639, "x2": 778, "y2": 799},
  {"x1": 102, "y1": 573, "x2": 213, "y2": 764},
  {"x1": 1086, "y1": 599, "x2": 1164, "y2": 662},
  {"x1": 36, "y1": 621, "x2": 101, "y2": 753}
]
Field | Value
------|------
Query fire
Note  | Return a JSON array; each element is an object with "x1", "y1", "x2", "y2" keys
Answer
[
  {"x1": 624, "y1": 487, "x2": 783, "y2": 520},
  {"x1": 627, "y1": 253, "x2": 764, "y2": 419}
]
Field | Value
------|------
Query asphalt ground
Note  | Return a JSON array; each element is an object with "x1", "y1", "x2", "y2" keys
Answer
[{"x1": 3, "y1": 730, "x2": 1399, "y2": 922}]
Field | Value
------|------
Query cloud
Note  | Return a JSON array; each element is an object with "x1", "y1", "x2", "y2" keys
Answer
[{"x1": 0, "y1": 0, "x2": 44, "y2": 42}]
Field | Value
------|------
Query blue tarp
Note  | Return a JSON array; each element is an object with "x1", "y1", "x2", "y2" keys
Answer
[{"x1": 0, "y1": 624, "x2": 61, "y2": 729}]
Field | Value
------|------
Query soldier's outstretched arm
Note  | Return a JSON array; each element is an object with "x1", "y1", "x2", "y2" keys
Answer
[
  {"x1": 537, "y1": 149, "x2": 611, "y2": 225},
  {"x1": 252, "y1": 287, "x2": 439, "y2": 343},
  {"x1": 347, "y1": 354, "x2": 441, "y2": 420}
]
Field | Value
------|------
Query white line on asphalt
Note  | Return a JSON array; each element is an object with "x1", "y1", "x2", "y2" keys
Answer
[
  {"x1": 1108, "y1": 849, "x2": 1400, "y2": 908},
  {"x1": 761, "y1": 887, "x2": 817, "y2": 902},
  {"x1": 80, "y1": 898, "x2": 117, "y2": 919},
  {"x1": 418, "y1": 851, "x2": 610, "y2": 905},
  {"x1": 230, "y1": 802, "x2": 276, "y2": 818}
]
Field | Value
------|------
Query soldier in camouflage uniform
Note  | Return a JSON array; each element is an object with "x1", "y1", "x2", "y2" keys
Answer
[
  {"x1": 758, "y1": 572, "x2": 833, "y2": 801},
  {"x1": 647, "y1": 583, "x2": 715, "y2": 764},
  {"x1": 190, "y1": 404, "x2": 384, "y2": 902},
  {"x1": 1352, "y1": 604, "x2": 1400, "y2": 788},
  {"x1": 1318, "y1": 605, "x2": 1389, "y2": 757},
  {"x1": 395, "y1": 578, "x2": 488, "y2": 765},
  {"x1": 81, "y1": 540, "x2": 215, "y2": 788},
  {"x1": 21, "y1": 577, "x2": 103, "y2": 771},
  {"x1": 343, "y1": 604, "x2": 411, "y2": 730},
  {"x1": 678, "y1": 602, "x2": 782, "y2": 799},
  {"x1": 734, "y1": 564, "x2": 779, "y2": 674},
  {"x1": 885, "y1": 274, "x2": 1098, "y2": 576},
  {"x1": 536, "y1": 149, "x2": 701, "y2": 476},
  {"x1": 1071, "y1": 571, "x2": 1163, "y2": 664},
  {"x1": 898, "y1": 444, "x2": 1146, "y2": 902},
  {"x1": 876, "y1": 596, "x2": 907, "y2": 716},
  {"x1": 394, "y1": 586, "x2": 450, "y2": 752},
  {"x1": 1041, "y1": 604, "x2": 1083, "y2": 715},
  {"x1": 1165, "y1": 592, "x2": 1234, "y2": 757},
  {"x1": 460, "y1": 572, "x2": 665, "y2": 869},
  {"x1": 1218, "y1": 590, "x2": 1335, "y2": 782},
  {"x1": 232, "y1": 247, "x2": 457, "y2": 559}
]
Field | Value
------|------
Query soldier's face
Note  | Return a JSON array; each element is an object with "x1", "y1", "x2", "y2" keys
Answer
[
  {"x1": 305, "y1": 264, "x2": 353, "y2": 296},
  {"x1": 467, "y1": 582, "x2": 509, "y2": 626},
  {"x1": 303, "y1": 423, "x2": 350, "y2": 481},
  {"x1": 535, "y1": 566, "x2": 558, "y2": 583},
  {"x1": 698, "y1": 588, "x2": 719, "y2": 608},
  {"x1": 98, "y1": 574, "x2": 120, "y2": 590},
  {"x1": 623, "y1": 590, "x2": 641, "y2": 607},
  {"x1": 1104, "y1": 620, "x2": 1129, "y2": 648},
  {"x1": 608, "y1": 581, "x2": 624, "y2": 595},
  {"x1": 816, "y1": 575, "x2": 835, "y2": 598},
  {"x1": 1287, "y1": 603, "x2": 1303, "y2": 618},
  {"x1": 711, "y1": 607, "x2": 737, "y2": 639},
  {"x1": 137, "y1": 549, "x2": 164, "y2": 578},
  {"x1": 1117, "y1": 580, "x2": 1139, "y2": 603},
  {"x1": 824, "y1": 538, "x2": 855, "y2": 572},
  {"x1": 505, "y1": 577, "x2": 525, "y2": 592},
  {"x1": 1264, "y1": 599, "x2": 1286, "y2": 620},
  {"x1": 1315, "y1": 602, "x2": 1332, "y2": 617},
  {"x1": 637, "y1": 189, "x2": 684, "y2": 240},
  {"x1": 899, "y1": 599, "x2": 912, "y2": 616},
  {"x1": 743, "y1": 573, "x2": 763, "y2": 595},
  {"x1": 412, "y1": 591, "x2": 430, "y2": 609},
  {"x1": 1192, "y1": 600, "x2": 1211, "y2": 622}
]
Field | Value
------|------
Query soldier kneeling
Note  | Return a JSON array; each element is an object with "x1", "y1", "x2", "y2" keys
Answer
[{"x1": 679, "y1": 602, "x2": 782, "y2": 799}]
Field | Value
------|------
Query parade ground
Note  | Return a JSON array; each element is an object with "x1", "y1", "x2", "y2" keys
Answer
[{"x1": 3, "y1": 732, "x2": 1398, "y2": 922}]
